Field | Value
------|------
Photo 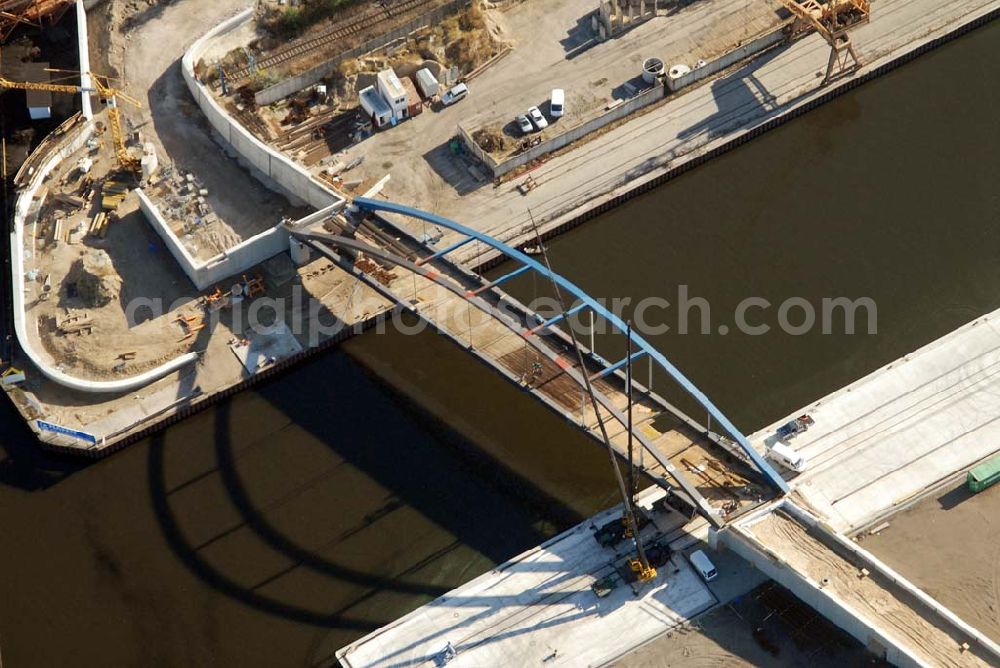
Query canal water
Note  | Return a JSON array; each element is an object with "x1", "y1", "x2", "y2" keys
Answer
[{"x1": 0, "y1": 20, "x2": 997, "y2": 667}]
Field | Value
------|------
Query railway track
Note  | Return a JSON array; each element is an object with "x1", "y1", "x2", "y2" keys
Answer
[{"x1": 228, "y1": 0, "x2": 440, "y2": 86}]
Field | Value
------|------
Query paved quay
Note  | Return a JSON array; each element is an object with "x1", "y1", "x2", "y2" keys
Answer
[{"x1": 429, "y1": 0, "x2": 1000, "y2": 264}]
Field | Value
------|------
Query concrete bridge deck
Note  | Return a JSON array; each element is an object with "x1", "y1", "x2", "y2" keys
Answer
[
  {"x1": 335, "y1": 486, "x2": 728, "y2": 668},
  {"x1": 750, "y1": 309, "x2": 1000, "y2": 533}
]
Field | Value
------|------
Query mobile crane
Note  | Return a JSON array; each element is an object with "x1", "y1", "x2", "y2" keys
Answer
[{"x1": 0, "y1": 67, "x2": 143, "y2": 172}]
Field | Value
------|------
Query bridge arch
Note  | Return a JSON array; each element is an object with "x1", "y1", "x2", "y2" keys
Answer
[{"x1": 351, "y1": 197, "x2": 789, "y2": 495}]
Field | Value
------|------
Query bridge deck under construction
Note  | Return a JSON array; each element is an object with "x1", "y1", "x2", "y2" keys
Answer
[{"x1": 289, "y1": 202, "x2": 780, "y2": 525}]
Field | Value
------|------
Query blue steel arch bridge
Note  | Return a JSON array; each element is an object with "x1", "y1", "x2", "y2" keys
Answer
[{"x1": 286, "y1": 198, "x2": 788, "y2": 528}]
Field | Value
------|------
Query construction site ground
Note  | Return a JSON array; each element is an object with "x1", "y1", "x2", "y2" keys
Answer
[
  {"x1": 254, "y1": 0, "x2": 997, "y2": 260},
  {"x1": 88, "y1": 0, "x2": 305, "y2": 256},
  {"x1": 746, "y1": 510, "x2": 995, "y2": 668},
  {"x1": 459, "y1": 0, "x2": 786, "y2": 161},
  {"x1": 258, "y1": 0, "x2": 787, "y2": 213},
  {"x1": 6, "y1": 0, "x2": 394, "y2": 446},
  {"x1": 860, "y1": 479, "x2": 1000, "y2": 645}
]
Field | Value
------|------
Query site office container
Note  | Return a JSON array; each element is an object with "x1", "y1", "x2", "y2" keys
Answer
[
  {"x1": 400, "y1": 77, "x2": 422, "y2": 117},
  {"x1": 968, "y1": 454, "x2": 1000, "y2": 493}
]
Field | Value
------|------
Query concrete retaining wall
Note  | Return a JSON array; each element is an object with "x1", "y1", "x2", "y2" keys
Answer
[
  {"x1": 137, "y1": 190, "x2": 293, "y2": 291},
  {"x1": 75, "y1": 0, "x2": 93, "y2": 120},
  {"x1": 667, "y1": 27, "x2": 786, "y2": 92},
  {"x1": 468, "y1": 82, "x2": 666, "y2": 178},
  {"x1": 253, "y1": 0, "x2": 471, "y2": 106},
  {"x1": 182, "y1": 9, "x2": 342, "y2": 211},
  {"x1": 10, "y1": 121, "x2": 198, "y2": 393}
]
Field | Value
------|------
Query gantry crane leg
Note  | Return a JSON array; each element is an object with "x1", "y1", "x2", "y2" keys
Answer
[{"x1": 824, "y1": 34, "x2": 862, "y2": 85}]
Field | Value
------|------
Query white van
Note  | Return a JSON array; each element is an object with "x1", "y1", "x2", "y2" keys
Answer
[
  {"x1": 767, "y1": 442, "x2": 807, "y2": 472},
  {"x1": 689, "y1": 549, "x2": 718, "y2": 582},
  {"x1": 550, "y1": 88, "x2": 565, "y2": 118}
]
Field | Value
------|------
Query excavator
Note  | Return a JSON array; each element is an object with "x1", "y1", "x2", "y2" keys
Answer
[{"x1": 0, "y1": 66, "x2": 143, "y2": 172}]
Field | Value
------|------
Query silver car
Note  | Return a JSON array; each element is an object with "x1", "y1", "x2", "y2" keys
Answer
[
  {"x1": 516, "y1": 114, "x2": 533, "y2": 135},
  {"x1": 527, "y1": 106, "x2": 548, "y2": 130}
]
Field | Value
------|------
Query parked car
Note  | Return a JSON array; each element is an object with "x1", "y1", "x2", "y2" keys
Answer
[
  {"x1": 550, "y1": 88, "x2": 565, "y2": 118},
  {"x1": 515, "y1": 114, "x2": 533, "y2": 135},
  {"x1": 441, "y1": 83, "x2": 469, "y2": 106},
  {"x1": 527, "y1": 106, "x2": 548, "y2": 130}
]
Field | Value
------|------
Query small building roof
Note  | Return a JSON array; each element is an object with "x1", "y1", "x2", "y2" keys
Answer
[
  {"x1": 9, "y1": 61, "x2": 52, "y2": 109},
  {"x1": 359, "y1": 86, "x2": 391, "y2": 115},
  {"x1": 376, "y1": 69, "x2": 405, "y2": 100}
]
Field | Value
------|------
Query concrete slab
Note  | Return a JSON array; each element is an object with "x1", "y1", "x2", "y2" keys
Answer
[
  {"x1": 749, "y1": 310, "x2": 1000, "y2": 532},
  {"x1": 337, "y1": 490, "x2": 718, "y2": 668},
  {"x1": 229, "y1": 320, "x2": 304, "y2": 375}
]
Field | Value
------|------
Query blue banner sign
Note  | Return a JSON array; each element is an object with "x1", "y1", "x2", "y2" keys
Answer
[{"x1": 36, "y1": 420, "x2": 98, "y2": 445}]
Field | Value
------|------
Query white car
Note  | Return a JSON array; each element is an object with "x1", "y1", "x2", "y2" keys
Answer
[
  {"x1": 441, "y1": 83, "x2": 469, "y2": 106},
  {"x1": 527, "y1": 106, "x2": 548, "y2": 130}
]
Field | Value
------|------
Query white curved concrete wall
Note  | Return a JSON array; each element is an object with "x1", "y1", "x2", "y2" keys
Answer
[
  {"x1": 182, "y1": 9, "x2": 342, "y2": 211},
  {"x1": 10, "y1": 121, "x2": 198, "y2": 394},
  {"x1": 76, "y1": 0, "x2": 93, "y2": 120}
]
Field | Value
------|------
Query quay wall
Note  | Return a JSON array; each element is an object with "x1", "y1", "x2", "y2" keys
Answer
[{"x1": 182, "y1": 9, "x2": 342, "y2": 211}]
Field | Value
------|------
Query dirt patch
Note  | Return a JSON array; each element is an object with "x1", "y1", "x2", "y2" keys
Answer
[
  {"x1": 64, "y1": 250, "x2": 121, "y2": 308},
  {"x1": 860, "y1": 481, "x2": 1000, "y2": 645}
]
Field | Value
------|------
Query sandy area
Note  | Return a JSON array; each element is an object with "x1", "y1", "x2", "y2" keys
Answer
[
  {"x1": 860, "y1": 481, "x2": 1000, "y2": 645},
  {"x1": 751, "y1": 511, "x2": 993, "y2": 668},
  {"x1": 617, "y1": 581, "x2": 887, "y2": 668},
  {"x1": 89, "y1": 0, "x2": 302, "y2": 251}
]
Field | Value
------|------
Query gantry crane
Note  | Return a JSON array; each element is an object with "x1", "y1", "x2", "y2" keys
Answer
[
  {"x1": 0, "y1": 68, "x2": 143, "y2": 172},
  {"x1": 779, "y1": 0, "x2": 871, "y2": 85}
]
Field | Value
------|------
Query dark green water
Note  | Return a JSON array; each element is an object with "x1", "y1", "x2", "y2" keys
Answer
[{"x1": 0, "y1": 20, "x2": 997, "y2": 667}]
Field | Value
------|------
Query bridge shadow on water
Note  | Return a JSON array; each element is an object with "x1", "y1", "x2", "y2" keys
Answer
[{"x1": 144, "y1": 348, "x2": 590, "y2": 642}]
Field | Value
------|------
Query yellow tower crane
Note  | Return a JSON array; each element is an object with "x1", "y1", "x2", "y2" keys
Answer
[
  {"x1": 0, "y1": 69, "x2": 143, "y2": 172},
  {"x1": 779, "y1": 0, "x2": 871, "y2": 85}
]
